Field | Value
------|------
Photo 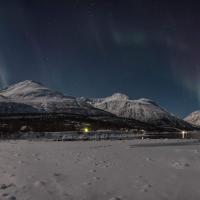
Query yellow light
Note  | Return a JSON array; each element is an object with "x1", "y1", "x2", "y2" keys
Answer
[{"x1": 83, "y1": 128, "x2": 89, "y2": 133}]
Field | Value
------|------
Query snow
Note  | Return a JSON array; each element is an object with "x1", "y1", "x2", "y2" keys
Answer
[
  {"x1": 0, "y1": 80, "x2": 113, "y2": 116},
  {"x1": 0, "y1": 95, "x2": 8, "y2": 101},
  {"x1": 89, "y1": 93, "x2": 192, "y2": 129},
  {"x1": 184, "y1": 111, "x2": 200, "y2": 126},
  {"x1": 0, "y1": 81, "x2": 196, "y2": 130},
  {"x1": 90, "y1": 93, "x2": 173, "y2": 122},
  {"x1": 0, "y1": 139, "x2": 200, "y2": 200},
  {"x1": 0, "y1": 102, "x2": 39, "y2": 113},
  {"x1": 102, "y1": 93, "x2": 129, "y2": 101},
  {"x1": 1, "y1": 80, "x2": 66, "y2": 100}
]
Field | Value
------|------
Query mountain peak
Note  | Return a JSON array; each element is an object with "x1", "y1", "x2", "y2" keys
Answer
[
  {"x1": 107, "y1": 93, "x2": 129, "y2": 101},
  {"x1": 2, "y1": 80, "x2": 45, "y2": 92},
  {"x1": 21, "y1": 80, "x2": 41, "y2": 84},
  {"x1": 1, "y1": 80, "x2": 65, "y2": 100},
  {"x1": 11, "y1": 80, "x2": 43, "y2": 87},
  {"x1": 91, "y1": 94, "x2": 180, "y2": 124}
]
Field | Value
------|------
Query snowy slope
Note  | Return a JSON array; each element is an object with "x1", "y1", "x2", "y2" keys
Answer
[
  {"x1": 0, "y1": 81, "x2": 196, "y2": 130},
  {"x1": 88, "y1": 93, "x2": 193, "y2": 130},
  {"x1": 1, "y1": 80, "x2": 68, "y2": 101},
  {"x1": 0, "y1": 102, "x2": 39, "y2": 113},
  {"x1": 0, "y1": 81, "x2": 154, "y2": 131},
  {"x1": 0, "y1": 95, "x2": 8, "y2": 101},
  {"x1": 184, "y1": 111, "x2": 200, "y2": 126},
  {"x1": 0, "y1": 80, "x2": 113, "y2": 116},
  {"x1": 0, "y1": 93, "x2": 39, "y2": 113}
]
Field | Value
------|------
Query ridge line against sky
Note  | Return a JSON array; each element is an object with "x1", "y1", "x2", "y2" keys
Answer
[{"x1": 0, "y1": 0, "x2": 199, "y2": 117}]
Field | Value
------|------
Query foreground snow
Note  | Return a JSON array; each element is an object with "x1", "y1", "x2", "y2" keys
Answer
[{"x1": 0, "y1": 139, "x2": 200, "y2": 200}]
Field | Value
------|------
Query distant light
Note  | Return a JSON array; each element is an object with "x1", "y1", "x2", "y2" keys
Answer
[
  {"x1": 181, "y1": 130, "x2": 187, "y2": 139},
  {"x1": 83, "y1": 128, "x2": 89, "y2": 133},
  {"x1": 182, "y1": 131, "x2": 186, "y2": 134}
]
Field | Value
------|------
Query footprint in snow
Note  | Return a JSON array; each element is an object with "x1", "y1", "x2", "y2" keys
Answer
[
  {"x1": 14, "y1": 153, "x2": 21, "y2": 157},
  {"x1": 53, "y1": 173, "x2": 61, "y2": 177},
  {"x1": 192, "y1": 149, "x2": 199, "y2": 154},
  {"x1": 33, "y1": 180, "x2": 46, "y2": 187},
  {"x1": 18, "y1": 160, "x2": 25, "y2": 165},
  {"x1": 93, "y1": 176, "x2": 100, "y2": 181},
  {"x1": 9, "y1": 174, "x2": 15, "y2": 178},
  {"x1": 53, "y1": 173, "x2": 68, "y2": 184},
  {"x1": 7, "y1": 195, "x2": 16, "y2": 200},
  {"x1": 146, "y1": 157, "x2": 154, "y2": 162},
  {"x1": 171, "y1": 161, "x2": 190, "y2": 169},
  {"x1": 109, "y1": 197, "x2": 122, "y2": 200},
  {"x1": 82, "y1": 182, "x2": 92, "y2": 186},
  {"x1": 0, "y1": 183, "x2": 15, "y2": 190},
  {"x1": 140, "y1": 184, "x2": 152, "y2": 193},
  {"x1": 1, "y1": 193, "x2": 9, "y2": 197},
  {"x1": 134, "y1": 177, "x2": 152, "y2": 193},
  {"x1": 89, "y1": 169, "x2": 96, "y2": 173}
]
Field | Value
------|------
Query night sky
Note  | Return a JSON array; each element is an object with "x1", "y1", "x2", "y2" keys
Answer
[{"x1": 0, "y1": 0, "x2": 200, "y2": 117}]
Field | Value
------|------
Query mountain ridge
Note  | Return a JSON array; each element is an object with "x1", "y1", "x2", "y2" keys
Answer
[
  {"x1": 0, "y1": 80, "x2": 197, "y2": 131},
  {"x1": 0, "y1": 80, "x2": 114, "y2": 117},
  {"x1": 86, "y1": 93, "x2": 193, "y2": 130}
]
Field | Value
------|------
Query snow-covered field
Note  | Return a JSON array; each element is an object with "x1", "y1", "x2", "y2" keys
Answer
[{"x1": 1, "y1": 139, "x2": 200, "y2": 200}]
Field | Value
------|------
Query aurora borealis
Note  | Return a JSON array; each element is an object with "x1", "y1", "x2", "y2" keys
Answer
[{"x1": 0, "y1": 0, "x2": 200, "y2": 117}]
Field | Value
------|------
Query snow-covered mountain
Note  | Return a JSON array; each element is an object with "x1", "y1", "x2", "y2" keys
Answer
[
  {"x1": 0, "y1": 81, "x2": 156, "y2": 132},
  {"x1": 87, "y1": 93, "x2": 193, "y2": 130},
  {"x1": 184, "y1": 111, "x2": 200, "y2": 126},
  {"x1": 0, "y1": 80, "x2": 113, "y2": 117},
  {"x1": 0, "y1": 81, "x2": 196, "y2": 131},
  {"x1": 1, "y1": 80, "x2": 66, "y2": 100}
]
